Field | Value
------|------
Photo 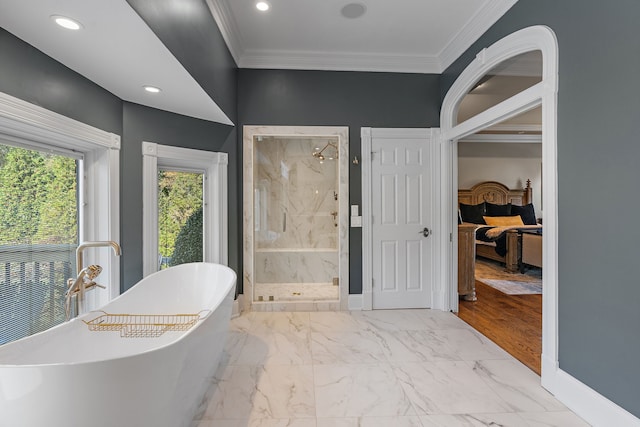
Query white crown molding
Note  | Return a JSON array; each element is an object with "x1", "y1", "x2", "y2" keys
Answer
[
  {"x1": 206, "y1": 0, "x2": 517, "y2": 74},
  {"x1": 239, "y1": 49, "x2": 441, "y2": 74},
  {"x1": 204, "y1": 0, "x2": 243, "y2": 65},
  {"x1": 438, "y1": 0, "x2": 518, "y2": 72}
]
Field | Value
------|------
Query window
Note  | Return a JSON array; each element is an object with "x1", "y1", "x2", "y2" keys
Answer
[
  {"x1": 0, "y1": 91, "x2": 120, "y2": 345},
  {"x1": 158, "y1": 169, "x2": 204, "y2": 269},
  {"x1": 0, "y1": 144, "x2": 80, "y2": 344},
  {"x1": 142, "y1": 142, "x2": 227, "y2": 277}
]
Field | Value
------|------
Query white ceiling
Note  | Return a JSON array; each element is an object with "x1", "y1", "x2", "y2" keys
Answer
[
  {"x1": 0, "y1": 0, "x2": 519, "y2": 125},
  {"x1": 207, "y1": 0, "x2": 517, "y2": 73}
]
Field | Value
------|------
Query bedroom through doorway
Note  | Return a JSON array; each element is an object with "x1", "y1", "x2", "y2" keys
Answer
[{"x1": 456, "y1": 106, "x2": 543, "y2": 374}]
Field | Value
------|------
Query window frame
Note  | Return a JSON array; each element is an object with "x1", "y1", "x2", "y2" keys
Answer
[
  {"x1": 141, "y1": 141, "x2": 228, "y2": 277},
  {"x1": 0, "y1": 91, "x2": 121, "y2": 307}
]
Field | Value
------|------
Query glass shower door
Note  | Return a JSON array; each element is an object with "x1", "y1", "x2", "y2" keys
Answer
[{"x1": 253, "y1": 136, "x2": 339, "y2": 302}]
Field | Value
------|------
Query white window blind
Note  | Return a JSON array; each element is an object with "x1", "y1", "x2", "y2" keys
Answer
[{"x1": 0, "y1": 143, "x2": 79, "y2": 345}]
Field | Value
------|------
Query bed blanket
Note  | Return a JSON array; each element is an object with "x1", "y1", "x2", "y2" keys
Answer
[{"x1": 484, "y1": 224, "x2": 542, "y2": 240}]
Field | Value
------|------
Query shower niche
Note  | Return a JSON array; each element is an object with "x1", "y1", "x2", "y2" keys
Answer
[{"x1": 243, "y1": 126, "x2": 349, "y2": 311}]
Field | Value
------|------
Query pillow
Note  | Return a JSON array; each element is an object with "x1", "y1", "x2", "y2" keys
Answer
[
  {"x1": 486, "y1": 201, "x2": 511, "y2": 216},
  {"x1": 459, "y1": 202, "x2": 486, "y2": 224},
  {"x1": 511, "y1": 203, "x2": 537, "y2": 225},
  {"x1": 483, "y1": 215, "x2": 524, "y2": 226}
]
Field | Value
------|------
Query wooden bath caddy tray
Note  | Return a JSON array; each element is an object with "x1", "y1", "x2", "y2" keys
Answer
[{"x1": 83, "y1": 311, "x2": 208, "y2": 338}]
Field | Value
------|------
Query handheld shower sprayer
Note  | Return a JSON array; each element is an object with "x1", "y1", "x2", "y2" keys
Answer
[
  {"x1": 84, "y1": 264, "x2": 103, "y2": 281},
  {"x1": 65, "y1": 264, "x2": 104, "y2": 320}
]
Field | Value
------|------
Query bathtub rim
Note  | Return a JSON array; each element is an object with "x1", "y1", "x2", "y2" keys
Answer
[{"x1": 0, "y1": 262, "x2": 236, "y2": 368}]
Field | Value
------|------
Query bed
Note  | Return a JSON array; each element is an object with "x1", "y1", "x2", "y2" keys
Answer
[{"x1": 457, "y1": 180, "x2": 542, "y2": 300}]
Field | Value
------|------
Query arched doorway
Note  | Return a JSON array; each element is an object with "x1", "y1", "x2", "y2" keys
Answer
[{"x1": 439, "y1": 26, "x2": 558, "y2": 388}]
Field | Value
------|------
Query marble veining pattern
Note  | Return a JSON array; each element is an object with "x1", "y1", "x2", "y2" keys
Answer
[
  {"x1": 191, "y1": 310, "x2": 589, "y2": 426},
  {"x1": 255, "y1": 251, "x2": 338, "y2": 284}
]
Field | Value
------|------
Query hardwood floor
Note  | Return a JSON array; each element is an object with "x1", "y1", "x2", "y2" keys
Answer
[{"x1": 457, "y1": 280, "x2": 542, "y2": 375}]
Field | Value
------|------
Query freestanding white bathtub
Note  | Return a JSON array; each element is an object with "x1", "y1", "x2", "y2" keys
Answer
[{"x1": 0, "y1": 262, "x2": 236, "y2": 427}]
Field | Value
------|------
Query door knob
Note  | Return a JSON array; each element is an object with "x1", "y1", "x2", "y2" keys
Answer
[{"x1": 419, "y1": 227, "x2": 431, "y2": 237}]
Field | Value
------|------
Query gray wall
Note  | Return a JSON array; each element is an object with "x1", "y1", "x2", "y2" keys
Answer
[
  {"x1": 442, "y1": 0, "x2": 640, "y2": 417},
  {"x1": 238, "y1": 69, "x2": 441, "y2": 293},
  {"x1": 121, "y1": 102, "x2": 234, "y2": 290},
  {"x1": 0, "y1": 25, "x2": 239, "y2": 293},
  {"x1": 0, "y1": 28, "x2": 122, "y2": 135},
  {"x1": 125, "y1": 0, "x2": 241, "y2": 290}
]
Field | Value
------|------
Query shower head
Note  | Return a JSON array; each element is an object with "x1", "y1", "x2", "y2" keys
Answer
[
  {"x1": 312, "y1": 150, "x2": 325, "y2": 160},
  {"x1": 312, "y1": 141, "x2": 338, "y2": 161}
]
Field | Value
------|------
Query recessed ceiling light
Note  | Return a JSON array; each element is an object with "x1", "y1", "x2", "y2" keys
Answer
[
  {"x1": 341, "y1": 3, "x2": 367, "y2": 19},
  {"x1": 256, "y1": 1, "x2": 270, "y2": 12},
  {"x1": 51, "y1": 15, "x2": 83, "y2": 30},
  {"x1": 143, "y1": 85, "x2": 162, "y2": 93}
]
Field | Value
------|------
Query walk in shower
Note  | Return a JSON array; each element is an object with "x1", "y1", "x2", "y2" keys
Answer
[{"x1": 243, "y1": 126, "x2": 349, "y2": 311}]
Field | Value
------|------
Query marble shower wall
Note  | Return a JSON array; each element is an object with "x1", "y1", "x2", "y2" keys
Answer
[
  {"x1": 255, "y1": 249, "x2": 338, "y2": 284},
  {"x1": 254, "y1": 137, "x2": 339, "y2": 251},
  {"x1": 254, "y1": 137, "x2": 339, "y2": 284}
]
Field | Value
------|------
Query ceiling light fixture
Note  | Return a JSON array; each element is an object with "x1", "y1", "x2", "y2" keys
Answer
[
  {"x1": 143, "y1": 85, "x2": 162, "y2": 93},
  {"x1": 341, "y1": 3, "x2": 367, "y2": 19},
  {"x1": 51, "y1": 15, "x2": 83, "y2": 30},
  {"x1": 256, "y1": 1, "x2": 270, "y2": 12}
]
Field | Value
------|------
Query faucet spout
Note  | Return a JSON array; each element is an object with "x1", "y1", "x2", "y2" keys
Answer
[{"x1": 76, "y1": 241, "x2": 121, "y2": 275}]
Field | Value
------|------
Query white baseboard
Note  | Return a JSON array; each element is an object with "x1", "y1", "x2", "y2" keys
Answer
[
  {"x1": 232, "y1": 295, "x2": 243, "y2": 318},
  {"x1": 543, "y1": 357, "x2": 640, "y2": 427},
  {"x1": 348, "y1": 294, "x2": 363, "y2": 311}
]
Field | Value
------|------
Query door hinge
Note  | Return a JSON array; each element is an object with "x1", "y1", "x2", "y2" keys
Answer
[
  {"x1": 372, "y1": 279, "x2": 374, "y2": 289},
  {"x1": 450, "y1": 232, "x2": 453, "y2": 242}
]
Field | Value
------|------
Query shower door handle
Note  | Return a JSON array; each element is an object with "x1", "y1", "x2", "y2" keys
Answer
[{"x1": 419, "y1": 227, "x2": 431, "y2": 238}]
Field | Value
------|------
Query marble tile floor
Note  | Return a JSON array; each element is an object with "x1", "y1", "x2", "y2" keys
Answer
[{"x1": 191, "y1": 310, "x2": 590, "y2": 427}]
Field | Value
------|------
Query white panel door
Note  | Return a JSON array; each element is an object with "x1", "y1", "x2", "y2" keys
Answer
[{"x1": 371, "y1": 131, "x2": 434, "y2": 309}]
